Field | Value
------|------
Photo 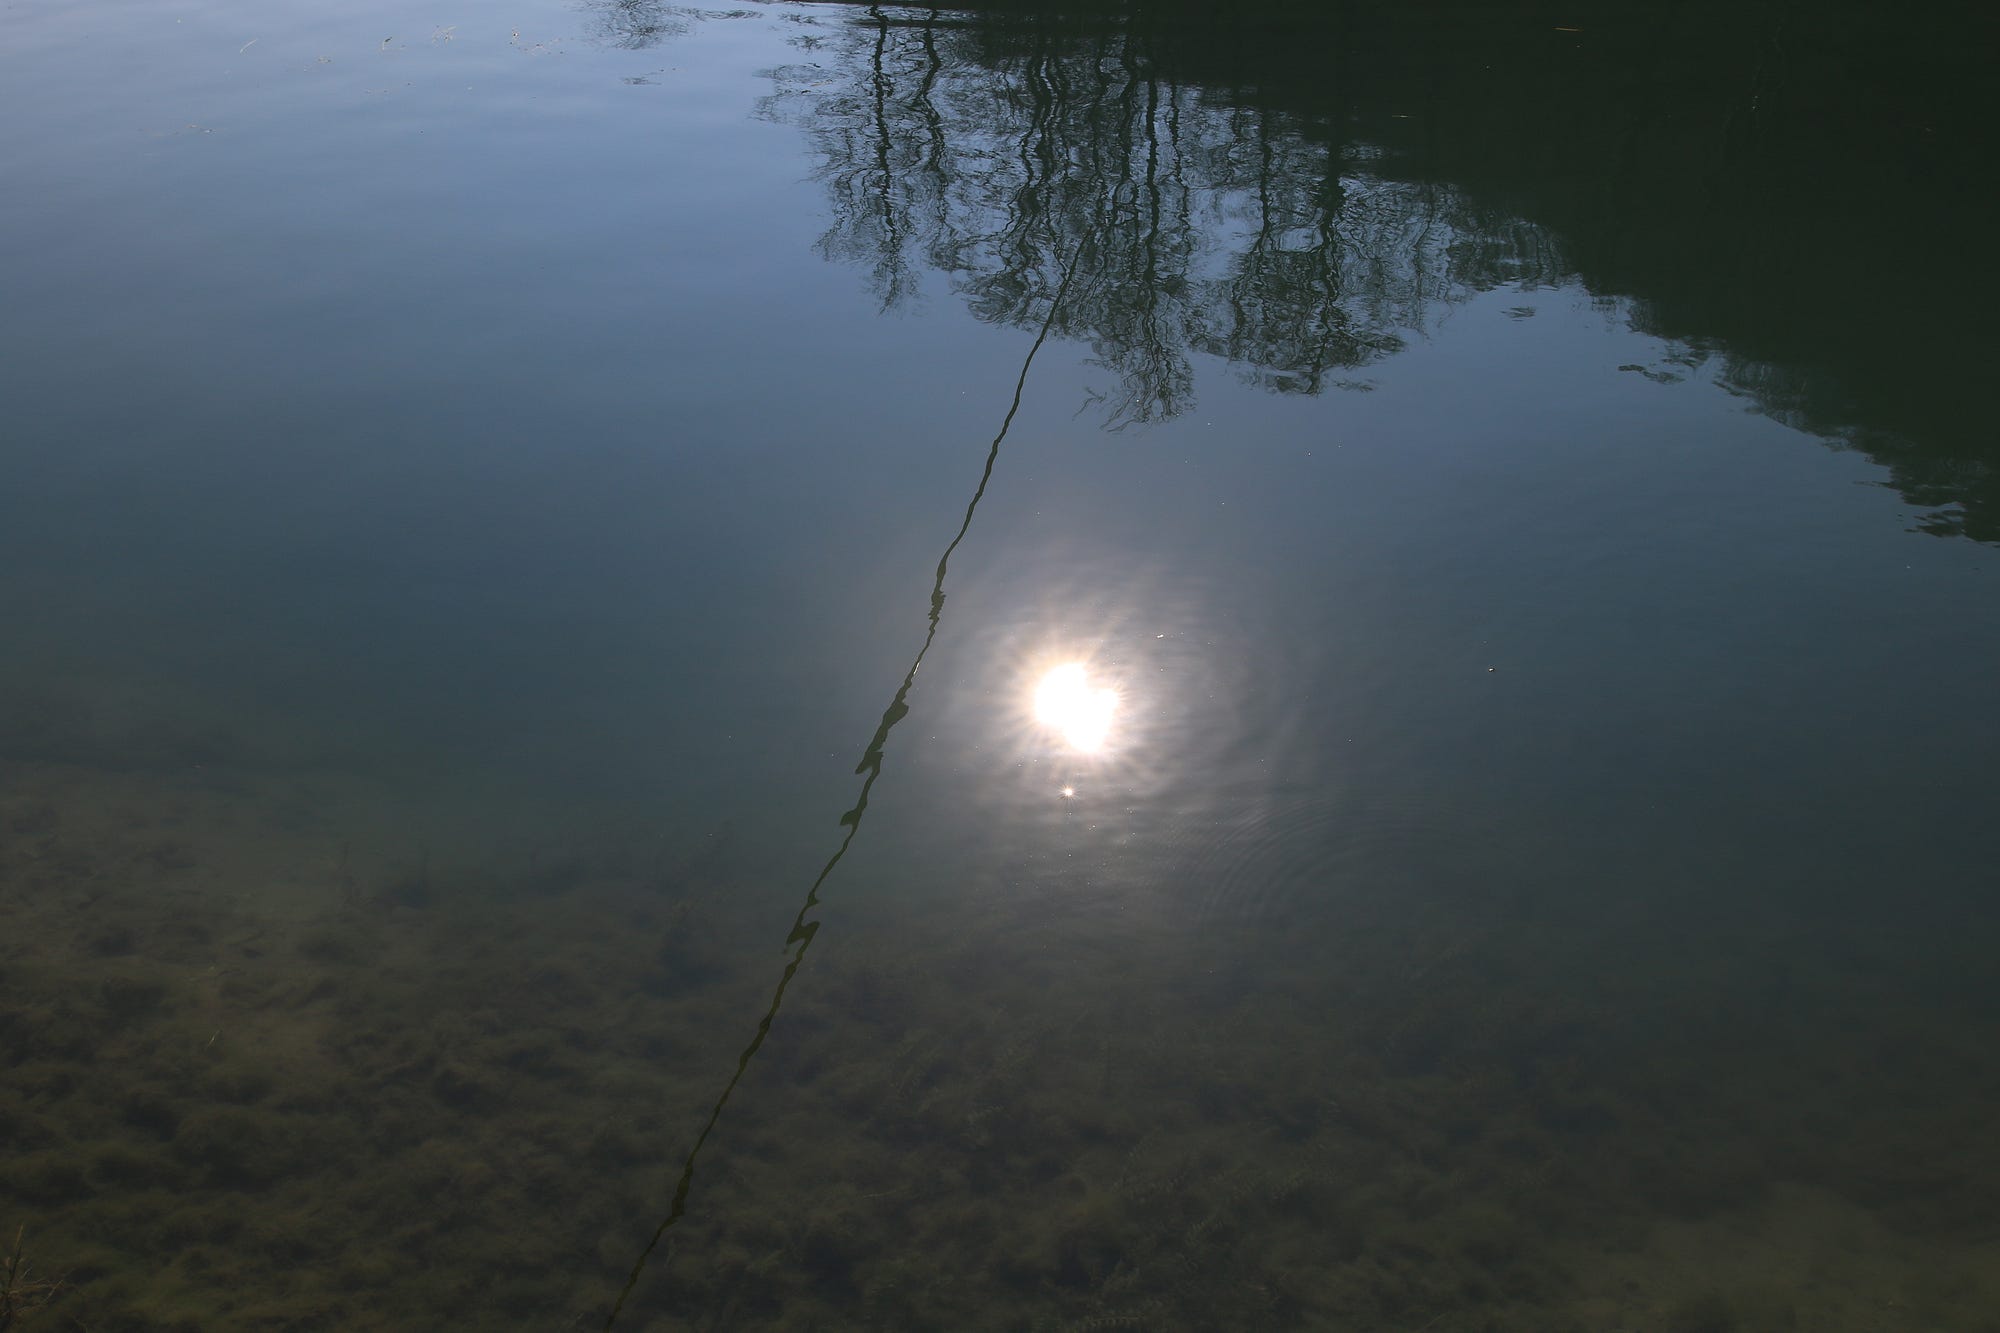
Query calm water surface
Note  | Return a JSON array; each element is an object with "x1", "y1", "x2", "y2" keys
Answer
[{"x1": 2, "y1": 1, "x2": 1996, "y2": 1328}]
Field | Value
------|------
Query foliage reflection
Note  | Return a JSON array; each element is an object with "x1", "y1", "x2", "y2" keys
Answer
[
  {"x1": 758, "y1": 4, "x2": 1557, "y2": 427},
  {"x1": 601, "y1": 0, "x2": 1998, "y2": 539}
]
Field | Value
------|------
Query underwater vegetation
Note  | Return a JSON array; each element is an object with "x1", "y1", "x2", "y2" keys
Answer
[
  {"x1": 1, "y1": 1223, "x2": 68, "y2": 1328},
  {"x1": 2, "y1": 741, "x2": 1998, "y2": 1331}
]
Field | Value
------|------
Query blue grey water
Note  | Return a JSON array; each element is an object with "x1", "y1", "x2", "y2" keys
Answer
[{"x1": 2, "y1": 1, "x2": 1995, "y2": 1328}]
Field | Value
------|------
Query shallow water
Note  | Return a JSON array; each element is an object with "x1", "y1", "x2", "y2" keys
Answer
[{"x1": 2, "y1": 1, "x2": 1997, "y2": 1329}]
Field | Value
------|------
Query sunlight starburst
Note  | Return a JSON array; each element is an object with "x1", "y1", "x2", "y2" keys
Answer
[{"x1": 1033, "y1": 663, "x2": 1118, "y2": 753}]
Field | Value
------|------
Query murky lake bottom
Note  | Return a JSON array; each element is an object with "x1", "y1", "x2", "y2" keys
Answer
[
  {"x1": 6, "y1": 751, "x2": 1998, "y2": 1330},
  {"x1": 3, "y1": 0, "x2": 1998, "y2": 1329}
]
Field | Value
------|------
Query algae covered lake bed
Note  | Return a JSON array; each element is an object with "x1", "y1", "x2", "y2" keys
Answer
[{"x1": 4, "y1": 751, "x2": 1997, "y2": 1329}]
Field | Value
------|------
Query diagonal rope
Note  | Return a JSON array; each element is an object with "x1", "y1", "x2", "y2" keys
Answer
[{"x1": 604, "y1": 244, "x2": 1090, "y2": 1330}]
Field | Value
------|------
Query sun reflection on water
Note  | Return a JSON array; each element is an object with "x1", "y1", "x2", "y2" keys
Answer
[{"x1": 1032, "y1": 662, "x2": 1119, "y2": 753}]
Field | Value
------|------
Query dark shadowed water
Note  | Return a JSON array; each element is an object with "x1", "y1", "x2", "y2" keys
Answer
[{"x1": 2, "y1": 1, "x2": 1996, "y2": 1329}]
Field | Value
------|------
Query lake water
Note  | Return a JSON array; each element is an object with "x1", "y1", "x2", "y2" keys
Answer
[{"x1": 2, "y1": 0, "x2": 1997, "y2": 1328}]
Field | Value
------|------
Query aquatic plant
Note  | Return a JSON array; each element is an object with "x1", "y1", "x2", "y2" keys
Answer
[{"x1": 0, "y1": 1225, "x2": 65, "y2": 1329}]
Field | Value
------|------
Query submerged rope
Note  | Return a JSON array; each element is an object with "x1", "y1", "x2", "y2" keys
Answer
[{"x1": 604, "y1": 246, "x2": 1089, "y2": 1329}]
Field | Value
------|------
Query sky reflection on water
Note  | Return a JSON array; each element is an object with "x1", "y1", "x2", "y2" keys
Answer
[{"x1": 1, "y1": 1, "x2": 1998, "y2": 1329}]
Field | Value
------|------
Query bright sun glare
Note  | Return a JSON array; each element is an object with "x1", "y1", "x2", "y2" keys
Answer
[{"x1": 1033, "y1": 662, "x2": 1118, "y2": 752}]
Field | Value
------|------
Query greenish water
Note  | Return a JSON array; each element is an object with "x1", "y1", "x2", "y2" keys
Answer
[{"x1": 2, "y1": 1, "x2": 1997, "y2": 1328}]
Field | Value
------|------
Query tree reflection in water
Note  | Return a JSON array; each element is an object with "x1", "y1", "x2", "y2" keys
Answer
[
  {"x1": 601, "y1": 0, "x2": 1998, "y2": 539},
  {"x1": 758, "y1": 4, "x2": 1560, "y2": 426}
]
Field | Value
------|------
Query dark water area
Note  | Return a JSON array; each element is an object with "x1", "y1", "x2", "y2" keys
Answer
[{"x1": 2, "y1": 0, "x2": 1997, "y2": 1328}]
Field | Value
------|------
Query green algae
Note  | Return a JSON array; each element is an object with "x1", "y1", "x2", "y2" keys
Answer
[{"x1": 3, "y1": 755, "x2": 1999, "y2": 1331}]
